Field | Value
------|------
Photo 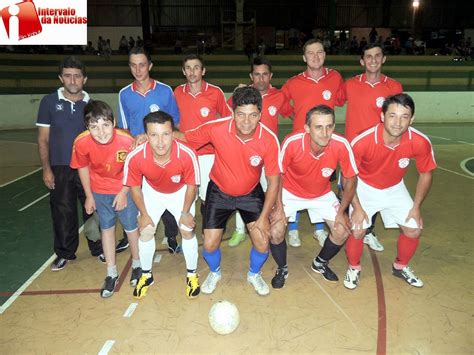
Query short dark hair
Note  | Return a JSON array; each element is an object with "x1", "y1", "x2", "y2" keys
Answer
[
  {"x1": 182, "y1": 53, "x2": 205, "y2": 68},
  {"x1": 129, "y1": 46, "x2": 152, "y2": 64},
  {"x1": 251, "y1": 56, "x2": 272, "y2": 73},
  {"x1": 303, "y1": 39, "x2": 324, "y2": 53},
  {"x1": 59, "y1": 56, "x2": 86, "y2": 77},
  {"x1": 382, "y1": 93, "x2": 415, "y2": 116},
  {"x1": 361, "y1": 43, "x2": 385, "y2": 58},
  {"x1": 232, "y1": 86, "x2": 262, "y2": 112},
  {"x1": 84, "y1": 100, "x2": 114, "y2": 126},
  {"x1": 143, "y1": 111, "x2": 175, "y2": 133},
  {"x1": 305, "y1": 105, "x2": 335, "y2": 126}
]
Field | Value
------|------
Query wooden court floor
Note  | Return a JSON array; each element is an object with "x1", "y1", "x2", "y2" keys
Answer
[{"x1": 0, "y1": 124, "x2": 472, "y2": 354}]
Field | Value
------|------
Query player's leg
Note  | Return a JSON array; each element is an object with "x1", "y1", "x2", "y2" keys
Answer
[
  {"x1": 229, "y1": 212, "x2": 246, "y2": 247},
  {"x1": 313, "y1": 222, "x2": 329, "y2": 247},
  {"x1": 162, "y1": 209, "x2": 180, "y2": 254},
  {"x1": 287, "y1": 212, "x2": 301, "y2": 247},
  {"x1": 364, "y1": 213, "x2": 384, "y2": 251},
  {"x1": 269, "y1": 215, "x2": 289, "y2": 289}
]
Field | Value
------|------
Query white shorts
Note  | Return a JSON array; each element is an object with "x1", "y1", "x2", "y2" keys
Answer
[
  {"x1": 282, "y1": 188, "x2": 340, "y2": 224},
  {"x1": 198, "y1": 154, "x2": 214, "y2": 201},
  {"x1": 351, "y1": 178, "x2": 419, "y2": 229},
  {"x1": 142, "y1": 178, "x2": 196, "y2": 230}
]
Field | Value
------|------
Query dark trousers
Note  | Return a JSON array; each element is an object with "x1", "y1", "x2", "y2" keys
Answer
[
  {"x1": 162, "y1": 209, "x2": 179, "y2": 238},
  {"x1": 50, "y1": 166, "x2": 102, "y2": 259}
]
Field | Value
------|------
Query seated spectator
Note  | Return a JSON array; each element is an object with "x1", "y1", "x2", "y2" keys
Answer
[{"x1": 119, "y1": 36, "x2": 128, "y2": 54}]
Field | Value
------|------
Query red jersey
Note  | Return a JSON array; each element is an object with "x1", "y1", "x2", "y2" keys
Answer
[
  {"x1": 341, "y1": 74, "x2": 403, "y2": 142},
  {"x1": 280, "y1": 132, "x2": 358, "y2": 198},
  {"x1": 184, "y1": 117, "x2": 280, "y2": 196},
  {"x1": 282, "y1": 68, "x2": 344, "y2": 132},
  {"x1": 70, "y1": 129, "x2": 133, "y2": 194},
  {"x1": 351, "y1": 123, "x2": 437, "y2": 189},
  {"x1": 123, "y1": 140, "x2": 200, "y2": 193},
  {"x1": 174, "y1": 80, "x2": 232, "y2": 156},
  {"x1": 227, "y1": 86, "x2": 293, "y2": 135}
]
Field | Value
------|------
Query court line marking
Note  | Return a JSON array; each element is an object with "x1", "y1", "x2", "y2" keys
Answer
[
  {"x1": 428, "y1": 134, "x2": 474, "y2": 146},
  {"x1": 0, "y1": 139, "x2": 38, "y2": 146},
  {"x1": 154, "y1": 254, "x2": 162, "y2": 263},
  {"x1": 98, "y1": 340, "x2": 115, "y2": 355},
  {"x1": 123, "y1": 303, "x2": 138, "y2": 318},
  {"x1": 460, "y1": 157, "x2": 474, "y2": 177},
  {"x1": 0, "y1": 167, "x2": 42, "y2": 188},
  {"x1": 368, "y1": 248, "x2": 387, "y2": 355},
  {"x1": 18, "y1": 192, "x2": 49, "y2": 211},
  {"x1": 438, "y1": 165, "x2": 474, "y2": 180}
]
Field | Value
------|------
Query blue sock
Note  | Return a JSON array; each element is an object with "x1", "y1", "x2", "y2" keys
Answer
[
  {"x1": 288, "y1": 211, "x2": 301, "y2": 231},
  {"x1": 202, "y1": 248, "x2": 221, "y2": 273},
  {"x1": 314, "y1": 222, "x2": 325, "y2": 231},
  {"x1": 249, "y1": 247, "x2": 269, "y2": 274}
]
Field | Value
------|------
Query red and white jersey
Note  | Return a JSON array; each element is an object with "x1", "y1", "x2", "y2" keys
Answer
[
  {"x1": 280, "y1": 131, "x2": 358, "y2": 198},
  {"x1": 184, "y1": 117, "x2": 280, "y2": 196},
  {"x1": 341, "y1": 74, "x2": 403, "y2": 142},
  {"x1": 123, "y1": 140, "x2": 200, "y2": 194},
  {"x1": 71, "y1": 129, "x2": 133, "y2": 194},
  {"x1": 227, "y1": 86, "x2": 293, "y2": 135},
  {"x1": 282, "y1": 68, "x2": 344, "y2": 132},
  {"x1": 175, "y1": 80, "x2": 231, "y2": 156},
  {"x1": 351, "y1": 123, "x2": 437, "y2": 189}
]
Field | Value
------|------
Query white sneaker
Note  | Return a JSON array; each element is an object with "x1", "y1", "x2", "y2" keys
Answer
[
  {"x1": 288, "y1": 230, "x2": 301, "y2": 247},
  {"x1": 392, "y1": 266, "x2": 424, "y2": 288},
  {"x1": 343, "y1": 267, "x2": 361, "y2": 290},
  {"x1": 363, "y1": 232, "x2": 384, "y2": 251},
  {"x1": 247, "y1": 272, "x2": 270, "y2": 296},
  {"x1": 313, "y1": 229, "x2": 329, "y2": 247},
  {"x1": 201, "y1": 271, "x2": 222, "y2": 294}
]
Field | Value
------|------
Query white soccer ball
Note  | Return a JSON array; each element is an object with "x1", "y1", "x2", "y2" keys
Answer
[{"x1": 208, "y1": 300, "x2": 240, "y2": 335}]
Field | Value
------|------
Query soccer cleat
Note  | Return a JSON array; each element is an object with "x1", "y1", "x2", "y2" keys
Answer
[
  {"x1": 115, "y1": 237, "x2": 129, "y2": 253},
  {"x1": 167, "y1": 236, "x2": 182, "y2": 254},
  {"x1": 363, "y1": 232, "x2": 384, "y2": 251},
  {"x1": 201, "y1": 271, "x2": 222, "y2": 294},
  {"x1": 271, "y1": 267, "x2": 289, "y2": 289},
  {"x1": 247, "y1": 272, "x2": 270, "y2": 296},
  {"x1": 311, "y1": 260, "x2": 339, "y2": 282},
  {"x1": 100, "y1": 276, "x2": 118, "y2": 298},
  {"x1": 313, "y1": 229, "x2": 329, "y2": 248},
  {"x1": 130, "y1": 267, "x2": 142, "y2": 287},
  {"x1": 392, "y1": 266, "x2": 424, "y2": 287},
  {"x1": 343, "y1": 267, "x2": 361, "y2": 290},
  {"x1": 98, "y1": 253, "x2": 106, "y2": 264},
  {"x1": 288, "y1": 230, "x2": 301, "y2": 247},
  {"x1": 133, "y1": 273, "x2": 155, "y2": 299},
  {"x1": 51, "y1": 257, "x2": 68, "y2": 271},
  {"x1": 228, "y1": 230, "x2": 246, "y2": 247},
  {"x1": 186, "y1": 274, "x2": 201, "y2": 298}
]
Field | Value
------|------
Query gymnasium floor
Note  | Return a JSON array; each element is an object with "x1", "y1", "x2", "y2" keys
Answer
[{"x1": 0, "y1": 123, "x2": 472, "y2": 354}]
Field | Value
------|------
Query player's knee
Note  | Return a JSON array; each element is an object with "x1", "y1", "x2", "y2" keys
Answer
[
  {"x1": 270, "y1": 222, "x2": 286, "y2": 244},
  {"x1": 332, "y1": 229, "x2": 349, "y2": 244},
  {"x1": 403, "y1": 228, "x2": 421, "y2": 238},
  {"x1": 140, "y1": 225, "x2": 155, "y2": 242},
  {"x1": 352, "y1": 228, "x2": 366, "y2": 239}
]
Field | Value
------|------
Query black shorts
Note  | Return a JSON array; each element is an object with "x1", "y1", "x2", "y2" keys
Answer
[{"x1": 203, "y1": 180, "x2": 265, "y2": 229}]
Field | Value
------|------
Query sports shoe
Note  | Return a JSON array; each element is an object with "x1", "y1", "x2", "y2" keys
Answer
[
  {"x1": 247, "y1": 272, "x2": 270, "y2": 296},
  {"x1": 115, "y1": 237, "x2": 129, "y2": 253},
  {"x1": 130, "y1": 267, "x2": 142, "y2": 287},
  {"x1": 100, "y1": 276, "x2": 118, "y2": 298},
  {"x1": 51, "y1": 257, "x2": 68, "y2": 271},
  {"x1": 228, "y1": 230, "x2": 246, "y2": 247},
  {"x1": 363, "y1": 232, "x2": 384, "y2": 251},
  {"x1": 313, "y1": 229, "x2": 329, "y2": 247},
  {"x1": 98, "y1": 253, "x2": 106, "y2": 264},
  {"x1": 186, "y1": 274, "x2": 200, "y2": 298},
  {"x1": 271, "y1": 267, "x2": 289, "y2": 289},
  {"x1": 311, "y1": 260, "x2": 339, "y2": 282},
  {"x1": 167, "y1": 236, "x2": 181, "y2": 254},
  {"x1": 288, "y1": 230, "x2": 301, "y2": 247},
  {"x1": 201, "y1": 271, "x2": 222, "y2": 294},
  {"x1": 133, "y1": 273, "x2": 155, "y2": 299},
  {"x1": 392, "y1": 266, "x2": 424, "y2": 287},
  {"x1": 343, "y1": 267, "x2": 361, "y2": 290}
]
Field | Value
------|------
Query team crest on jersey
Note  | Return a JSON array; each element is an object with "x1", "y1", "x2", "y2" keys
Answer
[
  {"x1": 249, "y1": 155, "x2": 262, "y2": 167},
  {"x1": 55, "y1": 103, "x2": 64, "y2": 112},
  {"x1": 171, "y1": 175, "x2": 181, "y2": 183},
  {"x1": 398, "y1": 158, "x2": 410, "y2": 168},
  {"x1": 149, "y1": 104, "x2": 160, "y2": 112},
  {"x1": 116, "y1": 150, "x2": 128, "y2": 163},
  {"x1": 322, "y1": 90, "x2": 332, "y2": 101},
  {"x1": 376, "y1": 97, "x2": 385, "y2": 108},
  {"x1": 321, "y1": 167, "x2": 334, "y2": 178},
  {"x1": 200, "y1": 107, "x2": 210, "y2": 117},
  {"x1": 268, "y1": 105, "x2": 277, "y2": 116}
]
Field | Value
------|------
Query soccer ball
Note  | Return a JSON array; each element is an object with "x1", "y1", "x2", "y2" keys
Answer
[{"x1": 208, "y1": 300, "x2": 240, "y2": 335}]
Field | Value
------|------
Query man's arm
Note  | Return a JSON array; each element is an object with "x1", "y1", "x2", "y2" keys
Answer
[
  {"x1": 130, "y1": 185, "x2": 154, "y2": 231},
  {"x1": 335, "y1": 175, "x2": 357, "y2": 233},
  {"x1": 37, "y1": 127, "x2": 54, "y2": 189},
  {"x1": 250, "y1": 174, "x2": 280, "y2": 238},
  {"x1": 406, "y1": 171, "x2": 433, "y2": 227},
  {"x1": 179, "y1": 184, "x2": 198, "y2": 230},
  {"x1": 77, "y1": 166, "x2": 95, "y2": 214}
]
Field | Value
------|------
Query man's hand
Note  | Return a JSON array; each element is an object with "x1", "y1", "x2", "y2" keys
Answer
[
  {"x1": 43, "y1": 168, "x2": 55, "y2": 190},
  {"x1": 138, "y1": 214, "x2": 154, "y2": 231},
  {"x1": 112, "y1": 191, "x2": 128, "y2": 211},
  {"x1": 334, "y1": 210, "x2": 351, "y2": 234},
  {"x1": 84, "y1": 196, "x2": 96, "y2": 215},
  {"x1": 406, "y1": 207, "x2": 423, "y2": 228},
  {"x1": 249, "y1": 216, "x2": 270, "y2": 240},
  {"x1": 132, "y1": 134, "x2": 148, "y2": 149},
  {"x1": 269, "y1": 203, "x2": 286, "y2": 226},
  {"x1": 351, "y1": 206, "x2": 369, "y2": 231},
  {"x1": 179, "y1": 212, "x2": 196, "y2": 231}
]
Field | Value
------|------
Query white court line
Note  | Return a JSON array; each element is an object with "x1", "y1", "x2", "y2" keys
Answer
[
  {"x1": 0, "y1": 225, "x2": 85, "y2": 314},
  {"x1": 438, "y1": 165, "x2": 474, "y2": 180},
  {"x1": 18, "y1": 192, "x2": 49, "y2": 211},
  {"x1": 98, "y1": 340, "x2": 115, "y2": 355},
  {"x1": 123, "y1": 303, "x2": 138, "y2": 318},
  {"x1": 428, "y1": 134, "x2": 474, "y2": 146},
  {"x1": 460, "y1": 157, "x2": 474, "y2": 177},
  {"x1": 0, "y1": 167, "x2": 42, "y2": 188},
  {"x1": 154, "y1": 254, "x2": 162, "y2": 263},
  {"x1": 428, "y1": 134, "x2": 451, "y2": 141},
  {"x1": 0, "y1": 139, "x2": 38, "y2": 146},
  {"x1": 457, "y1": 140, "x2": 474, "y2": 146},
  {"x1": 162, "y1": 237, "x2": 168, "y2": 245}
]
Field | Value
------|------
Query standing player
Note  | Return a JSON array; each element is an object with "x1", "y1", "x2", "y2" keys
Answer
[
  {"x1": 124, "y1": 111, "x2": 200, "y2": 299},
  {"x1": 270, "y1": 105, "x2": 358, "y2": 288},
  {"x1": 37, "y1": 56, "x2": 103, "y2": 271},
  {"x1": 71, "y1": 101, "x2": 141, "y2": 298},
  {"x1": 340, "y1": 43, "x2": 403, "y2": 252},
  {"x1": 177, "y1": 86, "x2": 281, "y2": 296},
  {"x1": 227, "y1": 56, "x2": 293, "y2": 247},
  {"x1": 118, "y1": 46, "x2": 181, "y2": 254},
  {"x1": 344, "y1": 94, "x2": 436, "y2": 289},
  {"x1": 281, "y1": 39, "x2": 345, "y2": 248}
]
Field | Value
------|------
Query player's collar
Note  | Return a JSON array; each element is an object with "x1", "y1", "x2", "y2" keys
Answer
[
  {"x1": 376, "y1": 123, "x2": 411, "y2": 149},
  {"x1": 360, "y1": 73, "x2": 387, "y2": 87},
  {"x1": 303, "y1": 132, "x2": 328, "y2": 159},
  {"x1": 303, "y1": 68, "x2": 329, "y2": 83},
  {"x1": 228, "y1": 119, "x2": 262, "y2": 143},
  {"x1": 57, "y1": 88, "x2": 90, "y2": 103},
  {"x1": 132, "y1": 80, "x2": 156, "y2": 96},
  {"x1": 184, "y1": 80, "x2": 208, "y2": 96}
]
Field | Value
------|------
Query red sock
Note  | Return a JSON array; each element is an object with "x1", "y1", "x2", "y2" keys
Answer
[
  {"x1": 395, "y1": 233, "x2": 420, "y2": 268},
  {"x1": 345, "y1": 235, "x2": 364, "y2": 269}
]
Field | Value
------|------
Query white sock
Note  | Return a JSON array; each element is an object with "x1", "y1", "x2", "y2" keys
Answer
[
  {"x1": 182, "y1": 235, "x2": 198, "y2": 274},
  {"x1": 139, "y1": 238, "x2": 155, "y2": 272},
  {"x1": 235, "y1": 212, "x2": 245, "y2": 233}
]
